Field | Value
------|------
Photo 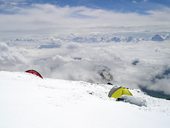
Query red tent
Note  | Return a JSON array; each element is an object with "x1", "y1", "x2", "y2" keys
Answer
[{"x1": 25, "y1": 70, "x2": 43, "y2": 79}]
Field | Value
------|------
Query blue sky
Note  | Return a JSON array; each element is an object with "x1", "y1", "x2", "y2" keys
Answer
[
  {"x1": 30, "y1": 0, "x2": 170, "y2": 13},
  {"x1": 1, "y1": 0, "x2": 170, "y2": 14}
]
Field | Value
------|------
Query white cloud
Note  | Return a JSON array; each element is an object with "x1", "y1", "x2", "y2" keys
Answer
[
  {"x1": 1, "y1": 39, "x2": 170, "y2": 95},
  {"x1": 132, "y1": 0, "x2": 137, "y2": 4},
  {"x1": 0, "y1": 42, "x2": 28, "y2": 71},
  {"x1": 0, "y1": 4, "x2": 170, "y2": 96},
  {"x1": 0, "y1": 4, "x2": 170, "y2": 34}
]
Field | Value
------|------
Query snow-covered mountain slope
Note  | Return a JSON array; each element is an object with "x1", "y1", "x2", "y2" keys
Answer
[{"x1": 0, "y1": 71, "x2": 170, "y2": 128}]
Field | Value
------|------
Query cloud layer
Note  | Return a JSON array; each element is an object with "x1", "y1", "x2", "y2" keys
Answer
[
  {"x1": 0, "y1": 39, "x2": 170, "y2": 96},
  {"x1": 0, "y1": 3, "x2": 170, "y2": 97},
  {"x1": 0, "y1": 4, "x2": 170, "y2": 35}
]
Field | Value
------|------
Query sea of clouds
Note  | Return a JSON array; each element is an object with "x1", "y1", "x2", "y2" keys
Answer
[
  {"x1": 0, "y1": 3, "x2": 170, "y2": 96},
  {"x1": 0, "y1": 37, "x2": 170, "y2": 96}
]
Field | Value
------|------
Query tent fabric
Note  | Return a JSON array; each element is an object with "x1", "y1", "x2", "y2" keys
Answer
[
  {"x1": 108, "y1": 87, "x2": 121, "y2": 97},
  {"x1": 108, "y1": 87, "x2": 132, "y2": 98},
  {"x1": 25, "y1": 70, "x2": 43, "y2": 79}
]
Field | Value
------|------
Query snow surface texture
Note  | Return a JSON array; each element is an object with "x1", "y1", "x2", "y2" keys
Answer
[
  {"x1": 0, "y1": 31, "x2": 170, "y2": 96},
  {"x1": 0, "y1": 71, "x2": 170, "y2": 128}
]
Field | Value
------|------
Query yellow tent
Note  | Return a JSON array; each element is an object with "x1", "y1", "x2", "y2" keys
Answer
[{"x1": 108, "y1": 87, "x2": 132, "y2": 98}]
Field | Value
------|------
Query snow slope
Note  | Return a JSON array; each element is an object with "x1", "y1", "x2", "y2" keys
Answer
[{"x1": 0, "y1": 71, "x2": 170, "y2": 128}]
